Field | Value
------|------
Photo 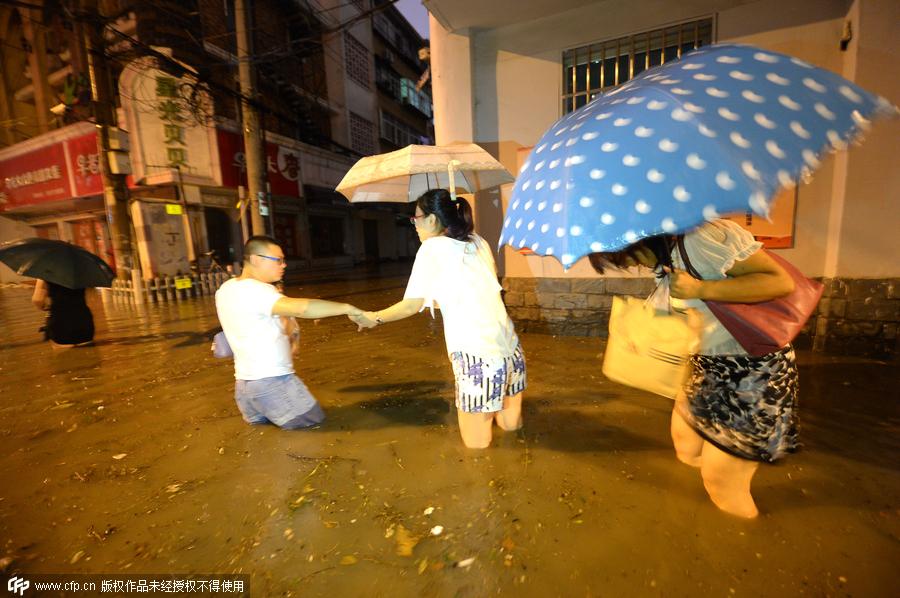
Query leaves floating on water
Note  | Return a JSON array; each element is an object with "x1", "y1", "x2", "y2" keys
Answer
[{"x1": 394, "y1": 524, "x2": 418, "y2": 557}]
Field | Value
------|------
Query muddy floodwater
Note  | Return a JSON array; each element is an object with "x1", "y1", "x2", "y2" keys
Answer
[{"x1": 1, "y1": 268, "x2": 898, "y2": 597}]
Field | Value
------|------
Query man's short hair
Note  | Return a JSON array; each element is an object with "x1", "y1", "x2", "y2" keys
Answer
[{"x1": 243, "y1": 235, "x2": 279, "y2": 264}]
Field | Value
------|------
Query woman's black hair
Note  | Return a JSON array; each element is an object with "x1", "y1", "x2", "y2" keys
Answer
[
  {"x1": 588, "y1": 234, "x2": 676, "y2": 277},
  {"x1": 415, "y1": 189, "x2": 474, "y2": 242}
]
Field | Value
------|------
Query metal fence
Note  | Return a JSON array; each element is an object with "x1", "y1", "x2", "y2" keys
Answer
[{"x1": 106, "y1": 272, "x2": 232, "y2": 303}]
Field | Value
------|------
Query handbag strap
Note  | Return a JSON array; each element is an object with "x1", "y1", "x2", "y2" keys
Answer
[{"x1": 675, "y1": 235, "x2": 704, "y2": 280}]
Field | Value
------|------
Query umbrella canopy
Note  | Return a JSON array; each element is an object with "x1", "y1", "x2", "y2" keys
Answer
[
  {"x1": 499, "y1": 43, "x2": 897, "y2": 268},
  {"x1": 0, "y1": 238, "x2": 115, "y2": 289},
  {"x1": 336, "y1": 143, "x2": 514, "y2": 203}
]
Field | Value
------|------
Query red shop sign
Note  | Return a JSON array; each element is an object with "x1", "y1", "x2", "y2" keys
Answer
[
  {"x1": 0, "y1": 144, "x2": 71, "y2": 210},
  {"x1": 217, "y1": 129, "x2": 301, "y2": 197},
  {"x1": 66, "y1": 132, "x2": 104, "y2": 197},
  {"x1": 0, "y1": 132, "x2": 104, "y2": 212}
]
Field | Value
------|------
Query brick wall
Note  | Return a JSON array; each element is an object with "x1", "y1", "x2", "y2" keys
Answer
[
  {"x1": 503, "y1": 276, "x2": 655, "y2": 337},
  {"x1": 503, "y1": 276, "x2": 899, "y2": 358},
  {"x1": 812, "y1": 278, "x2": 899, "y2": 357}
]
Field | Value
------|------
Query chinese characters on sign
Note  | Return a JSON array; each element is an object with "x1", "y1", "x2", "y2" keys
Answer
[
  {"x1": 156, "y1": 76, "x2": 188, "y2": 168},
  {"x1": 0, "y1": 129, "x2": 104, "y2": 211},
  {"x1": 76, "y1": 153, "x2": 100, "y2": 177},
  {"x1": 3, "y1": 165, "x2": 62, "y2": 189},
  {"x1": 233, "y1": 150, "x2": 300, "y2": 181},
  {"x1": 216, "y1": 129, "x2": 302, "y2": 197}
]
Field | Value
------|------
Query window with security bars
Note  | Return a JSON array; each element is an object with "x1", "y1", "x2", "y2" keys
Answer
[
  {"x1": 345, "y1": 33, "x2": 371, "y2": 89},
  {"x1": 380, "y1": 111, "x2": 426, "y2": 148},
  {"x1": 349, "y1": 112, "x2": 376, "y2": 155},
  {"x1": 562, "y1": 18, "x2": 714, "y2": 114}
]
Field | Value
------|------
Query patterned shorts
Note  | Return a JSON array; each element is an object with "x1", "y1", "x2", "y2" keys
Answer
[
  {"x1": 679, "y1": 345, "x2": 799, "y2": 463},
  {"x1": 449, "y1": 343, "x2": 527, "y2": 413}
]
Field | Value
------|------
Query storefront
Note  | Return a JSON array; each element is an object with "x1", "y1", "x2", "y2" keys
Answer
[
  {"x1": 119, "y1": 56, "x2": 226, "y2": 278},
  {"x1": 116, "y1": 53, "x2": 404, "y2": 280},
  {"x1": 0, "y1": 122, "x2": 113, "y2": 282},
  {"x1": 216, "y1": 127, "x2": 307, "y2": 265}
]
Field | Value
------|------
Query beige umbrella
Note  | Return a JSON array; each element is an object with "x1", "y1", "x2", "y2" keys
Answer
[{"x1": 335, "y1": 143, "x2": 514, "y2": 203}]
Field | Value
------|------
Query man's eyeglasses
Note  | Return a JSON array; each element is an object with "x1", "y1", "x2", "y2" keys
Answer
[
  {"x1": 409, "y1": 214, "x2": 426, "y2": 224},
  {"x1": 254, "y1": 254, "x2": 286, "y2": 265}
]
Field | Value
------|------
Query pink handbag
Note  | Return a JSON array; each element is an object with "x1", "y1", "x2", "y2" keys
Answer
[{"x1": 676, "y1": 237, "x2": 823, "y2": 357}]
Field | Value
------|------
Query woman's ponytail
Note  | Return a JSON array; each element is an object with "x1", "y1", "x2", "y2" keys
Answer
[{"x1": 416, "y1": 189, "x2": 474, "y2": 242}]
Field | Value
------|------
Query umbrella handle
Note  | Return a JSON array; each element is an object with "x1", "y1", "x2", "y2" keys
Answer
[{"x1": 447, "y1": 160, "x2": 460, "y2": 201}]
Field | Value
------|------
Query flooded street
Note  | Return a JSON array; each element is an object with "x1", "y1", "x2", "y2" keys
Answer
[{"x1": 1, "y1": 269, "x2": 898, "y2": 597}]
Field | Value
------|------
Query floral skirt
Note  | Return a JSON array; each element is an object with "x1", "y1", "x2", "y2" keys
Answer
[
  {"x1": 449, "y1": 343, "x2": 527, "y2": 413},
  {"x1": 678, "y1": 345, "x2": 799, "y2": 463}
]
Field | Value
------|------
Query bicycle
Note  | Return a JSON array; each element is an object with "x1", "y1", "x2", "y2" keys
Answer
[{"x1": 192, "y1": 250, "x2": 232, "y2": 276}]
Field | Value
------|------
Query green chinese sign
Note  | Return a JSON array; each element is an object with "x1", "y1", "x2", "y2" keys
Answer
[{"x1": 156, "y1": 76, "x2": 188, "y2": 168}]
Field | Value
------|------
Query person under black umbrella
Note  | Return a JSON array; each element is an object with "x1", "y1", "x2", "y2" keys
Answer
[
  {"x1": 31, "y1": 279, "x2": 95, "y2": 348},
  {"x1": 0, "y1": 237, "x2": 113, "y2": 348}
]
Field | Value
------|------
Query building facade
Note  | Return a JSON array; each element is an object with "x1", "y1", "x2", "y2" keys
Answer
[
  {"x1": 1, "y1": 0, "x2": 433, "y2": 284},
  {"x1": 424, "y1": 0, "x2": 899, "y2": 356}
]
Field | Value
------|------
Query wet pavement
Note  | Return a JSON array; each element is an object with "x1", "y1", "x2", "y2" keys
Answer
[{"x1": 1, "y1": 267, "x2": 898, "y2": 597}]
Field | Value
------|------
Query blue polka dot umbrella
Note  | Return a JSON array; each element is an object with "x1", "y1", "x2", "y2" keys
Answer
[{"x1": 499, "y1": 43, "x2": 897, "y2": 268}]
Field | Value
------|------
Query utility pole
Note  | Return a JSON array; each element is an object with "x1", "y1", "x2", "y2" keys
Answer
[
  {"x1": 235, "y1": 0, "x2": 267, "y2": 235},
  {"x1": 82, "y1": 0, "x2": 134, "y2": 278},
  {"x1": 174, "y1": 166, "x2": 197, "y2": 264}
]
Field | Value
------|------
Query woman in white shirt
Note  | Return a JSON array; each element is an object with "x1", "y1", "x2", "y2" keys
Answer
[
  {"x1": 589, "y1": 220, "x2": 797, "y2": 519},
  {"x1": 354, "y1": 189, "x2": 526, "y2": 449}
]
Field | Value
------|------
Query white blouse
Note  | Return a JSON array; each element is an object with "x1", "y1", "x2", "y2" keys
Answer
[
  {"x1": 669, "y1": 219, "x2": 763, "y2": 356},
  {"x1": 404, "y1": 233, "x2": 519, "y2": 358}
]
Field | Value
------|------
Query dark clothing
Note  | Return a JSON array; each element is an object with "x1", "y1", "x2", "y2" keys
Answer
[{"x1": 45, "y1": 282, "x2": 94, "y2": 345}]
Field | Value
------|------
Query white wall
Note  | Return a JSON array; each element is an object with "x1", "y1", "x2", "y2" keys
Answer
[
  {"x1": 831, "y1": 0, "x2": 900, "y2": 277},
  {"x1": 429, "y1": 14, "x2": 475, "y2": 145},
  {"x1": 431, "y1": 0, "x2": 899, "y2": 279},
  {"x1": 718, "y1": 0, "x2": 848, "y2": 276}
]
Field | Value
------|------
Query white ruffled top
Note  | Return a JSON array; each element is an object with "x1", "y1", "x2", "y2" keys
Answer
[{"x1": 668, "y1": 219, "x2": 763, "y2": 356}]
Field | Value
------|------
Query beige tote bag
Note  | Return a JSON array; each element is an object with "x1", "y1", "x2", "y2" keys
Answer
[{"x1": 602, "y1": 294, "x2": 700, "y2": 399}]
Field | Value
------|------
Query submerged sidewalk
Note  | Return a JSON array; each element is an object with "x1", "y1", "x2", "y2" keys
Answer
[{"x1": 1, "y1": 275, "x2": 898, "y2": 597}]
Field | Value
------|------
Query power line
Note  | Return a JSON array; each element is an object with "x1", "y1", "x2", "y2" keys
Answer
[
  {"x1": 0, "y1": 0, "x2": 44, "y2": 11},
  {"x1": 2, "y1": 1, "x2": 402, "y2": 156},
  {"x1": 98, "y1": 25, "x2": 357, "y2": 157}
]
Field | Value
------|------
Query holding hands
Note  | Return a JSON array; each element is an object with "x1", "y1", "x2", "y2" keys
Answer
[
  {"x1": 346, "y1": 298, "x2": 421, "y2": 331},
  {"x1": 349, "y1": 311, "x2": 379, "y2": 331}
]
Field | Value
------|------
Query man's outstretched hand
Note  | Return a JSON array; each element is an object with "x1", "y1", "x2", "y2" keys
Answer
[{"x1": 349, "y1": 311, "x2": 378, "y2": 331}]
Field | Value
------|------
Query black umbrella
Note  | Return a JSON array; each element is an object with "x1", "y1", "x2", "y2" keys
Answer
[{"x1": 0, "y1": 238, "x2": 115, "y2": 289}]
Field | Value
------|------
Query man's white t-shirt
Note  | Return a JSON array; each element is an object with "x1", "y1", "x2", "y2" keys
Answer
[
  {"x1": 215, "y1": 278, "x2": 294, "y2": 380},
  {"x1": 404, "y1": 233, "x2": 519, "y2": 358}
]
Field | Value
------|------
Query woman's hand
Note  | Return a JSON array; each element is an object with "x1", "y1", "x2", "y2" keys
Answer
[
  {"x1": 666, "y1": 267, "x2": 706, "y2": 300},
  {"x1": 350, "y1": 311, "x2": 378, "y2": 331}
]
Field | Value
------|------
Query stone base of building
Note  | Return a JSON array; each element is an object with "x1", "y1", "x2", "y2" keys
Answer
[{"x1": 502, "y1": 276, "x2": 899, "y2": 359}]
